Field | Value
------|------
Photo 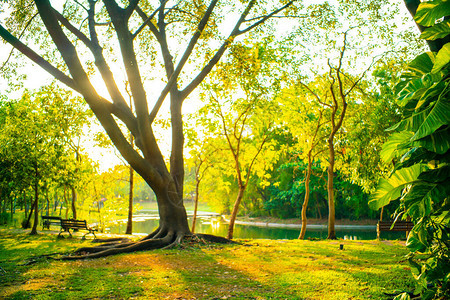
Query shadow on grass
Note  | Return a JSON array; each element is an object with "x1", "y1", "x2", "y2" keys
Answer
[{"x1": 0, "y1": 229, "x2": 415, "y2": 300}]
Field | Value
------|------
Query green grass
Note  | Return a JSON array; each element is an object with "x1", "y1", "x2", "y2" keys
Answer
[{"x1": 0, "y1": 228, "x2": 415, "y2": 299}]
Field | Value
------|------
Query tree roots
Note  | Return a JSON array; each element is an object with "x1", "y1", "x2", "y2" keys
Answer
[{"x1": 60, "y1": 228, "x2": 235, "y2": 260}]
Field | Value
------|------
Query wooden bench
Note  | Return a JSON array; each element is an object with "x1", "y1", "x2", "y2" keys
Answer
[
  {"x1": 58, "y1": 219, "x2": 97, "y2": 239},
  {"x1": 377, "y1": 220, "x2": 414, "y2": 239},
  {"x1": 41, "y1": 216, "x2": 62, "y2": 230}
]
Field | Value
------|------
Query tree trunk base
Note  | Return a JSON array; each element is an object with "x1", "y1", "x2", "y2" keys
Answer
[{"x1": 60, "y1": 230, "x2": 235, "y2": 260}]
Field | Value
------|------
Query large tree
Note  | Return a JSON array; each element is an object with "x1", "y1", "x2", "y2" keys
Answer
[{"x1": 0, "y1": 0, "x2": 293, "y2": 256}]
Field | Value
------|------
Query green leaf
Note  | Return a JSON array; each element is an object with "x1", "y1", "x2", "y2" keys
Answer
[
  {"x1": 397, "y1": 78, "x2": 432, "y2": 106},
  {"x1": 414, "y1": 0, "x2": 450, "y2": 27},
  {"x1": 411, "y1": 97, "x2": 450, "y2": 141},
  {"x1": 402, "y1": 53, "x2": 435, "y2": 80},
  {"x1": 413, "y1": 125, "x2": 450, "y2": 154},
  {"x1": 431, "y1": 43, "x2": 450, "y2": 73},
  {"x1": 418, "y1": 165, "x2": 450, "y2": 183},
  {"x1": 380, "y1": 131, "x2": 414, "y2": 162},
  {"x1": 369, "y1": 178, "x2": 404, "y2": 210},
  {"x1": 393, "y1": 292, "x2": 411, "y2": 300},
  {"x1": 416, "y1": 80, "x2": 446, "y2": 110},
  {"x1": 420, "y1": 20, "x2": 450, "y2": 40},
  {"x1": 388, "y1": 106, "x2": 431, "y2": 133},
  {"x1": 369, "y1": 164, "x2": 427, "y2": 210},
  {"x1": 403, "y1": 183, "x2": 436, "y2": 219},
  {"x1": 396, "y1": 147, "x2": 438, "y2": 170},
  {"x1": 406, "y1": 226, "x2": 428, "y2": 252}
]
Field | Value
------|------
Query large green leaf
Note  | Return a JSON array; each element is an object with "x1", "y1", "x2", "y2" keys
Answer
[
  {"x1": 369, "y1": 164, "x2": 428, "y2": 210},
  {"x1": 414, "y1": 0, "x2": 450, "y2": 27},
  {"x1": 411, "y1": 97, "x2": 450, "y2": 141},
  {"x1": 420, "y1": 20, "x2": 450, "y2": 40},
  {"x1": 402, "y1": 52, "x2": 435, "y2": 80},
  {"x1": 416, "y1": 80, "x2": 446, "y2": 110},
  {"x1": 403, "y1": 183, "x2": 438, "y2": 219},
  {"x1": 431, "y1": 43, "x2": 450, "y2": 73},
  {"x1": 396, "y1": 147, "x2": 438, "y2": 170},
  {"x1": 397, "y1": 77, "x2": 433, "y2": 106},
  {"x1": 387, "y1": 106, "x2": 431, "y2": 133},
  {"x1": 368, "y1": 178, "x2": 404, "y2": 210},
  {"x1": 414, "y1": 126, "x2": 450, "y2": 154},
  {"x1": 418, "y1": 165, "x2": 450, "y2": 183},
  {"x1": 380, "y1": 131, "x2": 414, "y2": 162},
  {"x1": 406, "y1": 225, "x2": 428, "y2": 253}
]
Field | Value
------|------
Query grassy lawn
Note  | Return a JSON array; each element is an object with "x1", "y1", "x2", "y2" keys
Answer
[{"x1": 0, "y1": 228, "x2": 414, "y2": 299}]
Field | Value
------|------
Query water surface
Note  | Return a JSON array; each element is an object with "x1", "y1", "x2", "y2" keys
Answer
[{"x1": 108, "y1": 215, "x2": 407, "y2": 240}]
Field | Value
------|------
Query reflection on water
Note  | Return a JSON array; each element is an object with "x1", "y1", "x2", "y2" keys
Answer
[{"x1": 108, "y1": 215, "x2": 407, "y2": 240}]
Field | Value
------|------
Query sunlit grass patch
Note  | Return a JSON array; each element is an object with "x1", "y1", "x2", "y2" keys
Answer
[{"x1": 0, "y1": 228, "x2": 415, "y2": 299}]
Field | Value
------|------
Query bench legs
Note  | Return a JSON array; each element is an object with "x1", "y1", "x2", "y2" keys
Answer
[
  {"x1": 82, "y1": 230, "x2": 97, "y2": 240},
  {"x1": 58, "y1": 228, "x2": 97, "y2": 239},
  {"x1": 58, "y1": 228, "x2": 72, "y2": 238}
]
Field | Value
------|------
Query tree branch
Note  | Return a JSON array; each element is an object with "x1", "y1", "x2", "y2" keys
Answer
[
  {"x1": 238, "y1": 1, "x2": 294, "y2": 35},
  {"x1": 132, "y1": 4, "x2": 161, "y2": 39},
  {"x1": 0, "y1": 24, "x2": 78, "y2": 91},
  {"x1": 149, "y1": 0, "x2": 219, "y2": 121},
  {"x1": 53, "y1": 8, "x2": 94, "y2": 51}
]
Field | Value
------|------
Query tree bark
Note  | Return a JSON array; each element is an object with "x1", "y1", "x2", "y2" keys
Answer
[
  {"x1": 23, "y1": 198, "x2": 36, "y2": 229},
  {"x1": 191, "y1": 179, "x2": 200, "y2": 233},
  {"x1": 30, "y1": 176, "x2": 39, "y2": 235},
  {"x1": 299, "y1": 153, "x2": 313, "y2": 239},
  {"x1": 227, "y1": 186, "x2": 246, "y2": 240},
  {"x1": 149, "y1": 183, "x2": 191, "y2": 240},
  {"x1": 71, "y1": 186, "x2": 77, "y2": 219},
  {"x1": 125, "y1": 164, "x2": 134, "y2": 235},
  {"x1": 327, "y1": 139, "x2": 336, "y2": 239}
]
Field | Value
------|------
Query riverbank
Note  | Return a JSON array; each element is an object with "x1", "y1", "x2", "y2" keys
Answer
[
  {"x1": 234, "y1": 216, "x2": 378, "y2": 226},
  {"x1": 229, "y1": 216, "x2": 378, "y2": 231},
  {"x1": 0, "y1": 228, "x2": 413, "y2": 299}
]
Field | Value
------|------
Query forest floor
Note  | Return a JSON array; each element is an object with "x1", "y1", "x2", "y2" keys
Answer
[{"x1": 0, "y1": 227, "x2": 414, "y2": 300}]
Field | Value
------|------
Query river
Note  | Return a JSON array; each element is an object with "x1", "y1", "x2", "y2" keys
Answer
[{"x1": 107, "y1": 213, "x2": 406, "y2": 240}]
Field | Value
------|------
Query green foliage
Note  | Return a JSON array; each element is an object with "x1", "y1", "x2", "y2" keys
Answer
[
  {"x1": 0, "y1": 85, "x2": 97, "y2": 227},
  {"x1": 370, "y1": 3, "x2": 450, "y2": 298},
  {"x1": 261, "y1": 156, "x2": 375, "y2": 220}
]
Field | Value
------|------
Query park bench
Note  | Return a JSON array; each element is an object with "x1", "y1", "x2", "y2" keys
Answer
[
  {"x1": 58, "y1": 219, "x2": 97, "y2": 239},
  {"x1": 377, "y1": 220, "x2": 414, "y2": 239},
  {"x1": 41, "y1": 215, "x2": 62, "y2": 230}
]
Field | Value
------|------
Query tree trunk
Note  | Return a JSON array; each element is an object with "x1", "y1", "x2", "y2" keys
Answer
[
  {"x1": 46, "y1": 189, "x2": 50, "y2": 216},
  {"x1": 23, "y1": 198, "x2": 36, "y2": 229},
  {"x1": 191, "y1": 179, "x2": 200, "y2": 233},
  {"x1": 299, "y1": 153, "x2": 313, "y2": 239},
  {"x1": 148, "y1": 183, "x2": 191, "y2": 240},
  {"x1": 327, "y1": 139, "x2": 336, "y2": 239},
  {"x1": 24, "y1": 190, "x2": 28, "y2": 220},
  {"x1": 227, "y1": 186, "x2": 246, "y2": 240},
  {"x1": 71, "y1": 186, "x2": 77, "y2": 219},
  {"x1": 125, "y1": 164, "x2": 134, "y2": 235},
  {"x1": 10, "y1": 196, "x2": 14, "y2": 223},
  {"x1": 30, "y1": 179, "x2": 39, "y2": 235}
]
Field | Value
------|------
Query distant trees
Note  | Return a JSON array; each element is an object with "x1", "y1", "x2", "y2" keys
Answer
[
  {"x1": 199, "y1": 42, "x2": 280, "y2": 239},
  {"x1": 0, "y1": 85, "x2": 93, "y2": 233}
]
